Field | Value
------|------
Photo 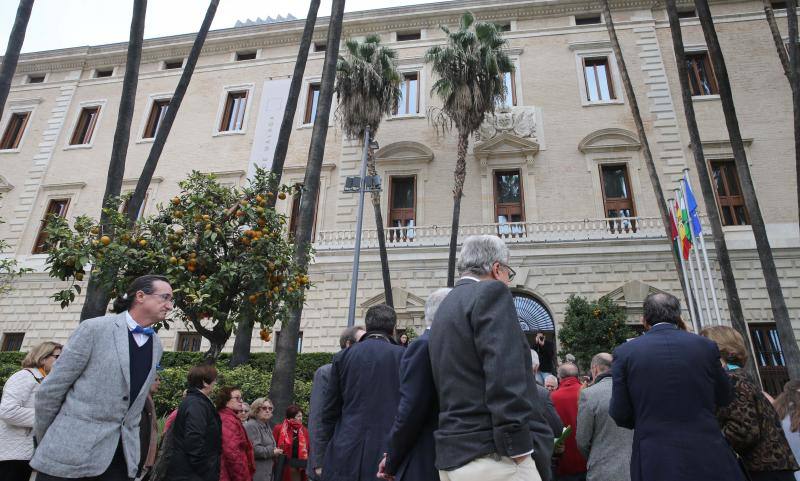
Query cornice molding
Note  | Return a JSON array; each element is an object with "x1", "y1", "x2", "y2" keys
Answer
[{"x1": 41, "y1": 182, "x2": 87, "y2": 191}]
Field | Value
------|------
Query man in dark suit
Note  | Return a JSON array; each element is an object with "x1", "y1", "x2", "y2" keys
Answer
[
  {"x1": 429, "y1": 235, "x2": 542, "y2": 481},
  {"x1": 318, "y1": 304, "x2": 405, "y2": 481},
  {"x1": 308, "y1": 325, "x2": 365, "y2": 480},
  {"x1": 378, "y1": 287, "x2": 452, "y2": 481},
  {"x1": 609, "y1": 292, "x2": 745, "y2": 481},
  {"x1": 530, "y1": 350, "x2": 563, "y2": 481}
]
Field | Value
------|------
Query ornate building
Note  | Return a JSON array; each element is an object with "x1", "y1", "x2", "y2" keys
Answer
[{"x1": 0, "y1": 0, "x2": 797, "y2": 389}]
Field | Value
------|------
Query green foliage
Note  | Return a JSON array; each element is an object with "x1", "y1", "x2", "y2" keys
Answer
[
  {"x1": 0, "y1": 352, "x2": 25, "y2": 365},
  {"x1": 42, "y1": 169, "x2": 312, "y2": 359},
  {"x1": 424, "y1": 11, "x2": 513, "y2": 134},
  {"x1": 558, "y1": 294, "x2": 636, "y2": 371},
  {"x1": 0, "y1": 194, "x2": 32, "y2": 297}
]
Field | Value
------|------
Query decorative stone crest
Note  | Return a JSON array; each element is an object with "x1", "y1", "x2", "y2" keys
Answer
[{"x1": 477, "y1": 106, "x2": 539, "y2": 143}]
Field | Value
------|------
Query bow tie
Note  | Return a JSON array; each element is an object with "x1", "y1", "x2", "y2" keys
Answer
[{"x1": 131, "y1": 325, "x2": 155, "y2": 336}]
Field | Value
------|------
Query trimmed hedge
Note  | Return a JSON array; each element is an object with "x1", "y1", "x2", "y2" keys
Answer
[{"x1": 1, "y1": 351, "x2": 332, "y2": 417}]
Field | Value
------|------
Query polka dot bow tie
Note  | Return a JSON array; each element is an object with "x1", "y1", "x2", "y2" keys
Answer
[{"x1": 131, "y1": 325, "x2": 155, "y2": 336}]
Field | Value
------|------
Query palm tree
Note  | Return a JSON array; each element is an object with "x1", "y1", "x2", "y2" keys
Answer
[
  {"x1": 334, "y1": 35, "x2": 401, "y2": 307},
  {"x1": 425, "y1": 12, "x2": 513, "y2": 286},
  {"x1": 599, "y1": 0, "x2": 694, "y2": 314},
  {"x1": 695, "y1": 0, "x2": 800, "y2": 379},
  {"x1": 665, "y1": 0, "x2": 758, "y2": 380},
  {"x1": 80, "y1": 0, "x2": 147, "y2": 321},
  {"x1": 269, "y1": 0, "x2": 346, "y2": 421},
  {"x1": 231, "y1": 0, "x2": 322, "y2": 367},
  {"x1": 0, "y1": 0, "x2": 34, "y2": 121}
]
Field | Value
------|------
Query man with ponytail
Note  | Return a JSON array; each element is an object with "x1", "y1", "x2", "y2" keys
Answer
[{"x1": 32, "y1": 275, "x2": 172, "y2": 481}]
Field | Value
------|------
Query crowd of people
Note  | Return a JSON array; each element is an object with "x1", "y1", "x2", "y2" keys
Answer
[{"x1": 0, "y1": 235, "x2": 799, "y2": 481}]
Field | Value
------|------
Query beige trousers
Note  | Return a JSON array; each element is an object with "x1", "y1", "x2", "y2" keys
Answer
[{"x1": 439, "y1": 455, "x2": 542, "y2": 481}]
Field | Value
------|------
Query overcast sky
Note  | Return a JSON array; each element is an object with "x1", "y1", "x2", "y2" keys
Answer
[{"x1": 0, "y1": 0, "x2": 449, "y2": 54}]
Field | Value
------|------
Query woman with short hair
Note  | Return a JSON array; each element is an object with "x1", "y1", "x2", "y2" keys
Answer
[
  {"x1": 701, "y1": 326, "x2": 799, "y2": 481},
  {"x1": 245, "y1": 398, "x2": 282, "y2": 481},
  {"x1": 774, "y1": 380, "x2": 800, "y2": 481},
  {"x1": 215, "y1": 386, "x2": 255, "y2": 481},
  {"x1": 0, "y1": 341, "x2": 62, "y2": 480}
]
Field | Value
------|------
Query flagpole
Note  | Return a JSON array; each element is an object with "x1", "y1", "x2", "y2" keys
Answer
[
  {"x1": 669, "y1": 198, "x2": 698, "y2": 332},
  {"x1": 681, "y1": 179, "x2": 713, "y2": 324}
]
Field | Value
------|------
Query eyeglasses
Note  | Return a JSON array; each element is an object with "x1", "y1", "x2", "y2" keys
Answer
[
  {"x1": 48, "y1": 354, "x2": 60, "y2": 359},
  {"x1": 260, "y1": 406, "x2": 273, "y2": 411},
  {"x1": 148, "y1": 292, "x2": 174, "y2": 303},
  {"x1": 231, "y1": 395, "x2": 243, "y2": 401},
  {"x1": 497, "y1": 262, "x2": 516, "y2": 281}
]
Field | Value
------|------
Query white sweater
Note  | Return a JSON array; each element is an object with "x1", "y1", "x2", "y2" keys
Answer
[{"x1": 0, "y1": 368, "x2": 43, "y2": 461}]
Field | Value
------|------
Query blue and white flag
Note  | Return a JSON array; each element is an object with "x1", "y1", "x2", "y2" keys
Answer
[{"x1": 682, "y1": 173, "x2": 703, "y2": 236}]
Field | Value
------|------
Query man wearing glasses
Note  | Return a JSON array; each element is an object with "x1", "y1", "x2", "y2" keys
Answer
[
  {"x1": 32, "y1": 275, "x2": 171, "y2": 481},
  {"x1": 429, "y1": 235, "x2": 543, "y2": 481}
]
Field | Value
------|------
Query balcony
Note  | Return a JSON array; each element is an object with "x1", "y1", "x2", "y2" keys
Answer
[{"x1": 313, "y1": 216, "x2": 681, "y2": 251}]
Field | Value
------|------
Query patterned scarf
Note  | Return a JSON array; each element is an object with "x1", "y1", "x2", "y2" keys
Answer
[{"x1": 275, "y1": 418, "x2": 308, "y2": 460}]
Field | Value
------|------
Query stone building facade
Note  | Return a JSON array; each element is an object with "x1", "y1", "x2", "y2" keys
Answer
[{"x1": 0, "y1": 0, "x2": 797, "y2": 386}]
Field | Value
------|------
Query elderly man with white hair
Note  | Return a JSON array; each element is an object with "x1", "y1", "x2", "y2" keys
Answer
[
  {"x1": 429, "y1": 235, "x2": 542, "y2": 481},
  {"x1": 379, "y1": 287, "x2": 452, "y2": 481}
]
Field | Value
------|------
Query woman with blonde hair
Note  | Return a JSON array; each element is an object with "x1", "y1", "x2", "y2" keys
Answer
[
  {"x1": 244, "y1": 397, "x2": 282, "y2": 481},
  {"x1": 0, "y1": 341, "x2": 62, "y2": 479},
  {"x1": 701, "y1": 326, "x2": 799, "y2": 481},
  {"x1": 774, "y1": 380, "x2": 800, "y2": 480}
]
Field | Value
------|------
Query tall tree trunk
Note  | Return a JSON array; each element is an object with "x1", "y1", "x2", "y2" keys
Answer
[
  {"x1": 446, "y1": 131, "x2": 469, "y2": 287},
  {"x1": 269, "y1": 0, "x2": 346, "y2": 422},
  {"x1": 788, "y1": 0, "x2": 800, "y2": 239},
  {"x1": 600, "y1": 0, "x2": 693, "y2": 315},
  {"x1": 125, "y1": 0, "x2": 218, "y2": 224},
  {"x1": 80, "y1": 0, "x2": 147, "y2": 321},
  {"x1": 367, "y1": 144, "x2": 393, "y2": 306},
  {"x1": 696, "y1": 0, "x2": 800, "y2": 379},
  {"x1": 763, "y1": 0, "x2": 793, "y2": 79},
  {"x1": 0, "y1": 0, "x2": 34, "y2": 120},
  {"x1": 231, "y1": 0, "x2": 321, "y2": 367},
  {"x1": 665, "y1": 0, "x2": 759, "y2": 381}
]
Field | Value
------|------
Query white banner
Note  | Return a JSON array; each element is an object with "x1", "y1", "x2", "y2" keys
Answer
[{"x1": 247, "y1": 77, "x2": 292, "y2": 178}]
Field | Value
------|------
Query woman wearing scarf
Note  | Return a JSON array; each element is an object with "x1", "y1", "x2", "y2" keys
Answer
[{"x1": 273, "y1": 404, "x2": 309, "y2": 481}]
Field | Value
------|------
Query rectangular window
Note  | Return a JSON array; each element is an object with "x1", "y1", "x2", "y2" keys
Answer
[
  {"x1": 749, "y1": 323, "x2": 789, "y2": 397},
  {"x1": 494, "y1": 170, "x2": 525, "y2": 237},
  {"x1": 70, "y1": 106, "x2": 100, "y2": 145},
  {"x1": 388, "y1": 176, "x2": 416, "y2": 242},
  {"x1": 164, "y1": 59, "x2": 183, "y2": 70},
  {"x1": 121, "y1": 192, "x2": 149, "y2": 220},
  {"x1": 397, "y1": 31, "x2": 421, "y2": 42},
  {"x1": 495, "y1": 22, "x2": 512, "y2": 32},
  {"x1": 27, "y1": 74, "x2": 45, "y2": 84},
  {"x1": 219, "y1": 91, "x2": 248, "y2": 132},
  {"x1": 235, "y1": 51, "x2": 257, "y2": 61},
  {"x1": 144, "y1": 99, "x2": 170, "y2": 139},
  {"x1": 32, "y1": 199, "x2": 70, "y2": 254},
  {"x1": 1, "y1": 333, "x2": 24, "y2": 351},
  {"x1": 395, "y1": 72, "x2": 420, "y2": 115},
  {"x1": 583, "y1": 57, "x2": 615, "y2": 102},
  {"x1": 313, "y1": 42, "x2": 327, "y2": 53},
  {"x1": 600, "y1": 164, "x2": 636, "y2": 233},
  {"x1": 498, "y1": 71, "x2": 517, "y2": 108},
  {"x1": 710, "y1": 159, "x2": 749, "y2": 226},
  {"x1": 176, "y1": 332, "x2": 202, "y2": 352},
  {"x1": 0, "y1": 112, "x2": 30, "y2": 150},
  {"x1": 686, "y1": 52, "x2": 719, "y2": 96},
  {"x1": 94, "y1": 68, "x2": 114, "y2": 78},
  {"x1": 304, "y1": 83, "x2": 321, "y2": 124},
  {"x1": 677, "y1": 8, "x2": 697, "y2": 18},
  {"x1": 289, "y1": 184, "x2": 319, "y2": 239},
  {"x1": 576, "y1": 14, "x2": 602, "y2": 25},
  {"x1": 771, "y1": 1, "x2": 787, "y2": 9}
]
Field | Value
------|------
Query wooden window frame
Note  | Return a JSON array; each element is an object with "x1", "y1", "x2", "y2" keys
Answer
[
  {"x1": 176, "y1": 332, "x2": 202, "y2": 352},
  {"x1": 710, "y1": 159, "x2": 749, "y2": 226},
  {"x1": 143, "y1": 99, "x2": 170, "y2": 139},
  {"x1": 499, "y1": 71, "x2": 518, "y2": 108},
  {"x1": 686, "y1": 52, "x2": 719, "y2": 96},
  {"x1": 289, "y1": 184, "x2": 319, "y2": 239},
  {"x1": 388, "y1": 176, "x2": 417, "y2": 241},
  {"x1": 1, "y1": 333, "x2": 24, "y2": 351},
  {"x1": 304, "y1": 83, "x2": 321, "y2": 124},
  {"x1": 69, "y1": 106, "x2": 101, "y2": 145},
  {"x1": 583, "y1": 57, "x2": 616, "y2": 102},
  {"x1": 394, "y1": 72, "x2": 420, "y2": 115},
  {"x1": 219, "y1": 91, "x2": 248, "y2": 132},
  {"x1": 493, "y1": 170, "x2": 526, "y2": 237},
  {"x1": 32, "y1": 198, "x2": 70, "y2": 254},
  {"x1": 0, "y1": 111, "x2": 31, "y2": 150},
  {"x1": 600, "y1": 164, "x2": 637, "y2": 232}
]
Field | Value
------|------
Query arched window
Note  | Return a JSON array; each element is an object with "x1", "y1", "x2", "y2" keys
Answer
[{"x1": 513, "y1": 292, "x2": 554, "y2": 333}]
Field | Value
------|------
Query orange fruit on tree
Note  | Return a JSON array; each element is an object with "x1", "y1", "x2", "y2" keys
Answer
[
  {"x1": 278, "y1": 192, "x2": 286, "y2": 200},
  {"x1": 100, "y1": 235, "x2": 111, "y2": 246}
]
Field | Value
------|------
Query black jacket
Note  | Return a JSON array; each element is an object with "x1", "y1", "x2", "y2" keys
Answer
[
  {"x1": 429, "y1": 278, "x2": 536, "y2": 470},
  {"x1": 167, "y1": 388, "x2": 222, "y2": 481},
  {"x1": 531, "y1": 384, "x2": 562, "y2": 481},
  {"x1": 385, "y1": 330, "x2": 439, "y2": 481},
  {"x1": 307, "y1": 362, "x2": 332, "y2": 480},
  {"x1": 318, "y1": 333, "x2": 404, "y2": 481},
  {"x1": 610, "y1": 323, "x2": 744, "y2": 481}
]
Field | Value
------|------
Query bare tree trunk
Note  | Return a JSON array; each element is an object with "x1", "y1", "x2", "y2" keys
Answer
[
  {"x1": 0, "y1": 0, "x2": 34, "y2": 120},
  {"x1": 269, "y1": 0, "x2": 346, "y2": 422},
  {"x1": 600, "y1": 0, "x2": 693, "y2": 314},
  {"x1": 446, "y1": 132, "x2": 469, "y2": 287},
  {"x1": 763, "y1": 0, "x2": 793, "y2": 79},
  {"x1": 230, "y1": 0, "x2": 322, "y2": 368},
  {"x1": 80, "y1": 0, "x2": 147, "y2": 321},
  {"x1": 665, "y1": 0, "x2": 759, "y2": 381},
  {"x1": 367, "y1": 144, "x2": 393, "y2": 306},
  {"x1": 696, "y1": 0, "x2": 800, "y2": 379},
  {"x1": 126, "y1": 0, "x2": 219, "y2": 224},
  {"x1": 788, "y1": 0, "x2": 800, "y2": 240}
]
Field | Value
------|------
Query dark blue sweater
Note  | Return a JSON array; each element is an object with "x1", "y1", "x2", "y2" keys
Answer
[{"x1": 128, "y1": 330, "x2": 153, "y2": 406}]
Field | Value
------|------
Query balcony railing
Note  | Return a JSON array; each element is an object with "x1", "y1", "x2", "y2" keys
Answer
[{"x1": 313, "y1": 216, "x2": 693, "y2": 250}]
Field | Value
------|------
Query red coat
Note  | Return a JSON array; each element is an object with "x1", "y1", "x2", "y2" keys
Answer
[
  {"x1": 551, "y1": 376, "x2": 588, "y2": 476},
  {"x1": 219, "y1": 408, "x2": 256, "y2": 481},
  {"x1": 273, "y1": 422, "x2": 309, "y2": 481}
]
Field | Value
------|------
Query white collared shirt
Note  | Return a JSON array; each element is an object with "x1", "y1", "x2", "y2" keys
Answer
[
  {"x1": 460, "y1": 275, "x2": 481, "y2": 283},
  {"x1": 125, "y1": 311, "x2": 150, "y2": 347}
]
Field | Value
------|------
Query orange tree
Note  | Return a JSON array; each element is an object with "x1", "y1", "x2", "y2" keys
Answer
[{"x1": 43, "y1": 169, "x2": 310, "y2": 362}]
